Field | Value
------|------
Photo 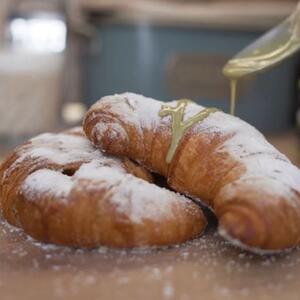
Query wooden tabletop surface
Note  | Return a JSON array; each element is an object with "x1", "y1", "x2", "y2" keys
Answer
[
  {"x1": 0, "y1": 131, "x2": 300, "y2": 300},
  {"x1": 2, "y1": 219, "x2": 300, "y2": 300}
]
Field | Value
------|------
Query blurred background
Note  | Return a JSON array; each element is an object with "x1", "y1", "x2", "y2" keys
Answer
[{"x1": 0, "y1": 0, "x2": 299, "y2": 165}]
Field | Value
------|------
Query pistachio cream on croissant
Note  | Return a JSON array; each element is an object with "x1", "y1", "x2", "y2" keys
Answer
[{"x1": 84, "y1": 92, "x2": 300, "y2": 253}]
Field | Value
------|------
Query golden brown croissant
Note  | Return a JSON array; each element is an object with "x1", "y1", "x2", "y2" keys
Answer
[
  {"x1": 0, "y1": 127, "x2": 205, "y2": 248},
  {"x1": 83, "y1": 92, "x2": 300, "y2": 252}
]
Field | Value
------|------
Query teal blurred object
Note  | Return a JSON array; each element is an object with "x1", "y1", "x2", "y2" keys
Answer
[{"x1": 83, "y1": 23, "x2": 300, "y2": 133}]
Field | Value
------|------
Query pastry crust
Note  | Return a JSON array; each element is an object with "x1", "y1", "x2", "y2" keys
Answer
[
  {"x1": 83, "y1": 93, "x2": 300, "y2": 251},
  {"x1": 0, "y1": 127, "x2": 206, "y2": 248}
]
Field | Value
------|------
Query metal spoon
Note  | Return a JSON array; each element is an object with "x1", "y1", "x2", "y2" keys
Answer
[{"x1": 223, "y1": 3, "x2": 300, "y2": 79}]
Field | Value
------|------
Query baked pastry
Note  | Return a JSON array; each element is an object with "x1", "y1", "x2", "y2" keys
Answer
[
  {"x1": 0, "y1": 127, "x2": 206, "y2": 248},
  {"x1": 83, "y1": 92, "x2": 300, "y2": 252}
]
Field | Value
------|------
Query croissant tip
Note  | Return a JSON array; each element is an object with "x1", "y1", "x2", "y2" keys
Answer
[
  {"x1": 218, "y1": 227, "x2": 283, "y2": 255},
  {"x1": 218, "y1": 208, "x2": 267, "y2": 250}
]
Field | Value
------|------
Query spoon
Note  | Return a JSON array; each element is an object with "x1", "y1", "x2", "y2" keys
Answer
[{"x1": 223, "y1": 2, "x2": 300, "y2": 79}]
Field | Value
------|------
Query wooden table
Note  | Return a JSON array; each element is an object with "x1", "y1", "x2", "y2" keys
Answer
[
  {"x1": 0, "y1": 131, "x2": 300, "y2": 300},
  {"x1": 2, "y1": 219, "x2": 300, "y2": 300}
]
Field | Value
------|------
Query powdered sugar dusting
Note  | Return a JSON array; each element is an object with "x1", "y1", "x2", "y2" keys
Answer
[
  {"x1": 111, "y1": 175, "x2": 183, "y2": 223},
  {"x1": 122, "y1": 92, "x2": 163, "y2": 128},
  {"x1": 76, "y1": 160, "x2": 185, "y2": 223},
  {"x1": 203, "y1": 112, "x2": 300, "y2": 196},
  {"x1": 93, "y1": 122, "x2": 128, "y2": 142},
  {"x1": 99, "y1": 93, "x2": 163, "y2": 132},
  {"x1": 74, "y1": 160, "x2": 126, "y2": 187},
  {"x1": 13, "y1": 129, "x2": 194, "y2": 225},
  {"x1": 76, "y1": 160, "x2": 184, "y2": 223},
  {"x1": 20, "y1": 158, "x2": 189, "y2": 223},
  {"x1": 10, "y1": 131, "x2": 101, "y2": 171},
  {"x1": 22, "y1": 169, "x2": 73, "y2": 202},
  {"x1": 181, "y1": 106, "x2": 300, "y2": 199}
]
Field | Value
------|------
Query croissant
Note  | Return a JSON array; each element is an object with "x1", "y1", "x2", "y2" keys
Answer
[
  {"x1": 83, "y1": 92, "x2": 300, "y2": 252},
  {"x1": 0, "y1": 127, "x2": 205, "y2": 248}
]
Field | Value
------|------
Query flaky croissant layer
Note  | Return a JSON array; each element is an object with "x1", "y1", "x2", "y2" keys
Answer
[{"x1": 83, "y1": 92, "x2": 300, "y2": 252}]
